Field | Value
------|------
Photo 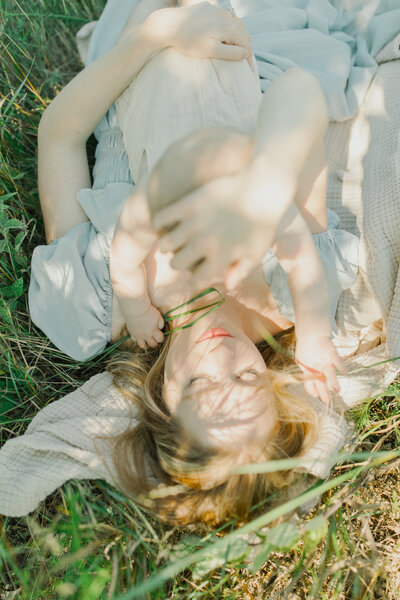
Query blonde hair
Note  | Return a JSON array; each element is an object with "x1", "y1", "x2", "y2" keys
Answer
[{"x1": 109, "y1": 331, "x2": 319, "y2": 526}]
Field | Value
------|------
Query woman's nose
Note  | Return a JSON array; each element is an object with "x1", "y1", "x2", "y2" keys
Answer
[{"x1": 208, "y1": 337, "x2": 234, "y2": 355}]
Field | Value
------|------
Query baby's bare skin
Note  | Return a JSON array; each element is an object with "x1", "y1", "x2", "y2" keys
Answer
[
  {"x1": 111, "y1": 127, "x2": 293, "y2": 345},
  {"x1": 111, "y1": 128, "x2": 256, "y2": 346},
  {"x1": 110, "y1": 132, "x2": 254, "y2": 347}
]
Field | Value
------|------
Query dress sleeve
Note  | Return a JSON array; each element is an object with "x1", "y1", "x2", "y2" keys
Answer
[{"x1": 28, "y1": 182, "x2": 134, "y2": 361}]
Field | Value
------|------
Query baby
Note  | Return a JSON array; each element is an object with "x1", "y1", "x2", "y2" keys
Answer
[
  {"x1": 110, "y1": 0, "x2": 358, "y2": 401},
  {"x1": 111, "y1": 0, "x2": 264, "y2": 348},
  {"x1": 110, "y1": 126, "x2": 259, "y2": 348}
]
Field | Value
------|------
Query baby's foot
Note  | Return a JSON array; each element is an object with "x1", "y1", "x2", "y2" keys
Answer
[{"x1": 126, "y1": 304, "x2": 164, "y2": 350}]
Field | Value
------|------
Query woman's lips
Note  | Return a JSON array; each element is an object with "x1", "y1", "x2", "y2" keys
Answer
[{"x1": 196, "y1": 328, "x2": 234, "y2": 343}]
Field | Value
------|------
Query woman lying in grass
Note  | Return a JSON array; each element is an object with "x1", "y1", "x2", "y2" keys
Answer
[{"x1": 29, "y1": 0, "x2": 358, "y2": 523}]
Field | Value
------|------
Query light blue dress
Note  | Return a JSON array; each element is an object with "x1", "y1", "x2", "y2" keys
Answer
[{"x1": 29, "y1": 0, "x2": 398, "y2": 361}]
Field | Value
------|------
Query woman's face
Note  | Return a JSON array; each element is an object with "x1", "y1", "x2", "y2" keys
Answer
[{"x1": 163, "y1": 317, "x2": 278, "y2": 450}]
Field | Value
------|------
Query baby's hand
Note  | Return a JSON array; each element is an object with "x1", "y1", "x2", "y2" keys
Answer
[
  {"x1": 154, "y1": 167, "x2": 291, "y2": 289},
  {"x1": 125, "y1": 304, "x2": 164, "y2": 350},
  {"x1": 295, "y1": 335, "x2": 347, "y2": 404}
]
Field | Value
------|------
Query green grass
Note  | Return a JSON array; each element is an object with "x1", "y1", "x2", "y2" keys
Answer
[{"x1": 1, "y1": 1, "x2": 400, "y2": 598}]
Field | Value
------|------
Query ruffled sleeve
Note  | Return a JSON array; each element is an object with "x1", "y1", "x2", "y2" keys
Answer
[{"x1": 28, "y1": 182, "x2": 134, "y2": 361}]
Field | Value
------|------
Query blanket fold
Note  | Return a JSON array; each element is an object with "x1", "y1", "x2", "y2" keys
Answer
[
  {"x1": 0, "y1": 373, "x2": 130, "y2": 516},
  {"x1": 227, "y1": 0, "x2": 400, "y2": 119}
]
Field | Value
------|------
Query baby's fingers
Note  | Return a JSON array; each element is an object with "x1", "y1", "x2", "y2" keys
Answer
[
  {"x1": 225, "y1": 259, "x2": 254, "y2": 291},
  {"x1": 145, "y1": 335, "x2": 160, "y2": 349},
  {"x1": 191, "y1": 257, "x2": 226, "y2": 289},
  {"x1": 136, "y1": 338, "x2": 148, "y2": 350},
  {"x1": 153, "y1": 328, "x2": 165, "y2": 344},
  {"x1": 171, "y1": 238, "x2": 205, "y2": 271},
  {"x1": 153, "y1": 193, "x2": 196, "y2": 231},
  {"x1": 158, "y1": 222, "x2": 191, "y2": 253}
]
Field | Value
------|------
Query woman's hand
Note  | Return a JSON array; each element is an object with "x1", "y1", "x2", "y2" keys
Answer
[
  {"x1": 295, "y1": 336, "x2": 347, "y2": 404},
  {"x1": 153, "y1": 160, "x2": 295, "y2": 289},
  {"x1": 149, "y1": 1, "x2": 252, "y2": 61},
  {"x1": 116, "y1": 0, "x2": 177, "y2": 44}
]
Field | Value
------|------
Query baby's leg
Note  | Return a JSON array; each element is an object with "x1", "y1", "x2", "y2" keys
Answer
[{"x1": 146, "y1": 126, "x2": 254, "y2": 215}]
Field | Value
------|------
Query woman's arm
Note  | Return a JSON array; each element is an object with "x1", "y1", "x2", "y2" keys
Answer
[
  {"x1": 38, "y1": 21, "x2": 167, "y2": 243},
  {"x1": 273, "y1": 203, "x2": 345, "y2": 403},
  {"x1": 274, "y1": 205, "x2": 331, "y2": 341},
  {"x1": 38, "y1": 2, "x2": 252, "y2": 243}
]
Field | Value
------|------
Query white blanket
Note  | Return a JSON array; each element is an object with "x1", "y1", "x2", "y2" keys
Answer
[
  {"x1": 327, "y1": 47, "x2": 400, "y2": 405},
  {"x1": 234, "y1": 0, "x2": 400, "y2": 120}
]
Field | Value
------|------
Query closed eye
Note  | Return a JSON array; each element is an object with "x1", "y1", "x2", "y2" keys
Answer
[
  {"x1": 188, "y1": 376, "x2": 214, "y2": 386},
  {"x1": 186, "y1": 370, "x2": 261, "y2": 389},
  {"x1": 236, "y1": 369, "x2": 261, "y2": 381}
]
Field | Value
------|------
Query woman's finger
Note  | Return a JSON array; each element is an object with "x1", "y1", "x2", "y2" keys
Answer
[
  {"x1": 228, "y1": 21, "x2": 252, "y2": 52},
  {"x1": 333, "y1": 353, "x2": 347, "y2": 375},
  {"x1": 232, "y1": 14, "x2": 245, "y2": 27},
  {"x1": 303, "y1": 379, "x2": 318, "y2": 399},
  {"x1": 296, "y1": 359, "x2": 325, "y2": 380}
]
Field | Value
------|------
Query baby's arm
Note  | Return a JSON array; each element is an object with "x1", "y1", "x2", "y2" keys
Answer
[
  {"x1": 110, "y1": 182, "x2": 164, "y2": 349},
  {"x1": 273, "y1": 203, "x2": 346, "y2": 403}
]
